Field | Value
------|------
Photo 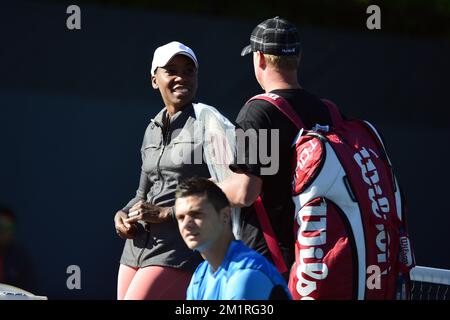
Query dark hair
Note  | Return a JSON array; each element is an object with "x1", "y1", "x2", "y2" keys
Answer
[{"x1": 175, "y1": 177, "x2": 230, "y2": 213}]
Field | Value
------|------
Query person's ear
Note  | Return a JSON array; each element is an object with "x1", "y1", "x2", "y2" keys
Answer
[
  {"x1": 151, "y1": 74, "x2": 158, "y2": 89},
  {"x1": 257, "y1": 52, "x2": 266, "y2": 70},
  {"x1": 221, "y1": 207, "x2": 231, "y2": 225}
]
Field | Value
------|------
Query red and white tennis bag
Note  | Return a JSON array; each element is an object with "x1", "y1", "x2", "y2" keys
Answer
[{"x1": 248, "y1": 93, "x2": 415, "y2": 300}]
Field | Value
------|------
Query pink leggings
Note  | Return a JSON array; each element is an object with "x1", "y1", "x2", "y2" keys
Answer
[{"x1": 117, "y1": 264, "x2": 193, "y2": 300}]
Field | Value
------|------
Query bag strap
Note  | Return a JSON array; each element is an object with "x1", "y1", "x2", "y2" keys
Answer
[
  {"x1": 247, "y1": 93, "x2": 305, "y2": 130},
  {"x1": 248, "y1": 94, "x2": 343, "y2": 128},
  {"x1": 247, "y1": 93, "x2": 305, "y2": 275},
  {"x1": 321, "y1": 98, "x2": 343, "y2": 125},
  {"x1": 247, "y1": 93, "x2": 341, "y2": 275},
  {"x1": 253, "y1": 196, "x2": 289, "y2": 274}
]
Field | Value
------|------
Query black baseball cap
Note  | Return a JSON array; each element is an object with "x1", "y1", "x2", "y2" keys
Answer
[{"x1": 241, "y1": 16, "x2": 301, "y2": 57}]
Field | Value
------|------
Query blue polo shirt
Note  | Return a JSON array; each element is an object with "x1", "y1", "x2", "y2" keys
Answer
[{"x1": 186, "y1": 240, "x2": 291, "y2": 300}]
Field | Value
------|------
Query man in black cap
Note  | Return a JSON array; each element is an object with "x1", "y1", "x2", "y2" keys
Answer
[{"x1": 218, "y1": 17, "x2": 336, "y2": 279}]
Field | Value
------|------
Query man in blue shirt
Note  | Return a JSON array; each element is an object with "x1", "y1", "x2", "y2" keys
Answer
[{"x1": 174, "y1": 177, "x2": 291, "y2": 300}]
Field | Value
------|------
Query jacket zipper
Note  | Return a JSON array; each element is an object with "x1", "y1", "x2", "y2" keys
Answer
[
  {"x1": 137, "y1": 118, "x2": 171, "y2": 267},
  {"x1": 155, "y1": 119, "x2": 171, "y2": 194}
]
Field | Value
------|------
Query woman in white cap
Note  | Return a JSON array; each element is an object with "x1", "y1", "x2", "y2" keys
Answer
[{"x1": 113, "y1": 41, "x2": 236, "y2": 300}]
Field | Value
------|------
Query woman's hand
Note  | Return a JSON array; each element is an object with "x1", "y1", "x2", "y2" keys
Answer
[
  {"x1": 114, "y1": 210, "x2": 137, "y2": 239},
  {"x1": 124, "y1": 201, "x2": 172, "y2": 224}
]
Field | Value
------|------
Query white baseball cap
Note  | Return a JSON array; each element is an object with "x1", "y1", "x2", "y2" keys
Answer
[{"x1": 151, "y1": 41, "x2": 198, "y2": 75}]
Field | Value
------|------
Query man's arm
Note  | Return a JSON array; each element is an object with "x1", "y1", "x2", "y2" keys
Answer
[{"x1": 217, "y1": 172, "x2": 262, "y2": 207}]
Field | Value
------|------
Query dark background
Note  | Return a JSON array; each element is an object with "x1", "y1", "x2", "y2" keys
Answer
[{"x1": 0, "y1": 0, "x2": 449, "y2": 299}]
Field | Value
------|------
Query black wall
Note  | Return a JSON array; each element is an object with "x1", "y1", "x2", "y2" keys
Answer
[{"x1": 1, "y1": 1, "x2": 449, "y2": 299}]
